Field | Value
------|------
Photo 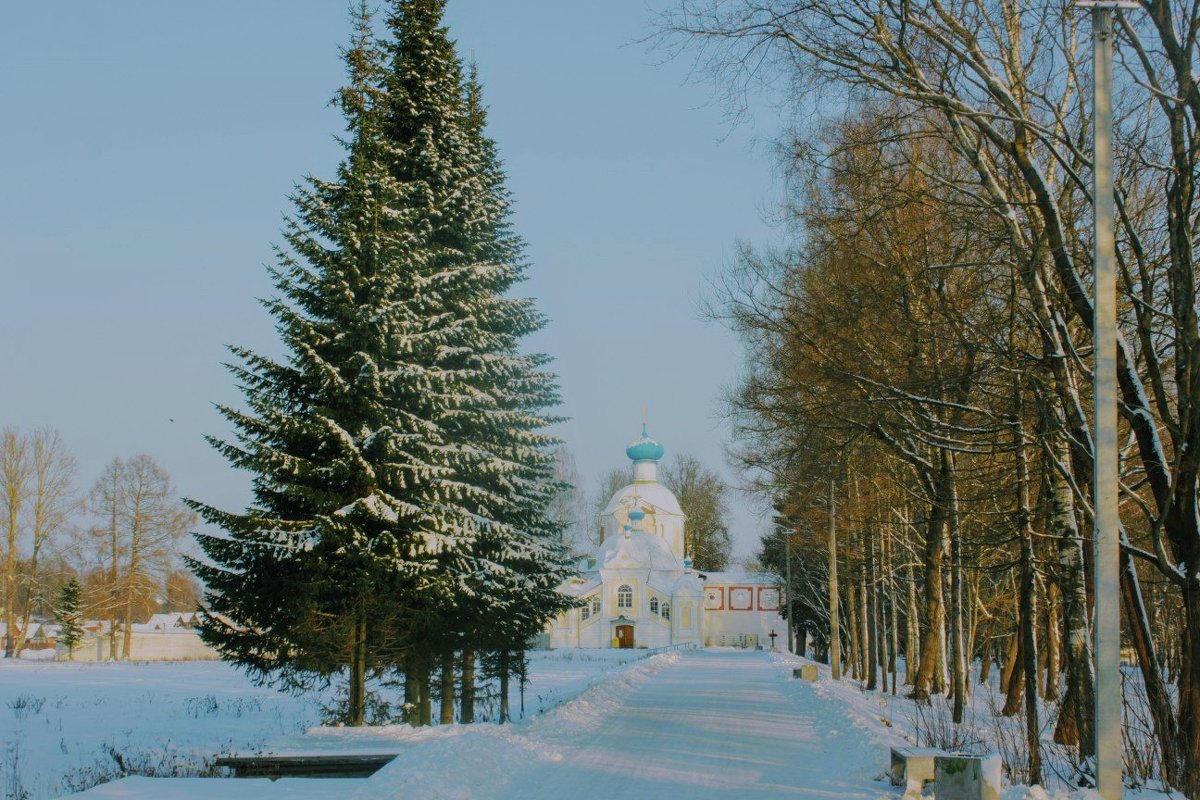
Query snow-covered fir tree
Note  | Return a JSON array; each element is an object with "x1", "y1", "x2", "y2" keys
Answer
[
  {"x1": 188, "y1": 0, "x2": 572, "y2": 726},
  {"x1": 54, "y1": 578, "x2": 84, "y2": 658}
]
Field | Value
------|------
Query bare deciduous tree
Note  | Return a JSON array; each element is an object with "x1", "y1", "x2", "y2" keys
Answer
[
  {"x1": 661, "y1": 453, "x2": 732, "y2": 571},
  {"x1": 88, "y1": 454, "x2": 195, "y2": 660},
  {"x1": 1, "y1": 428, "x2": 30, "y2": 658}
]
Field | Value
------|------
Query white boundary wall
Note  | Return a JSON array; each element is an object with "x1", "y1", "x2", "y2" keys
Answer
[{"x1": 57, "y1": 631, "x2": 219, "y2": 662}]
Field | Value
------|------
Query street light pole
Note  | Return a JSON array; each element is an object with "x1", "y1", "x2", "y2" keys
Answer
[
  {"x1": 1079, "y1": 2, "x2": 1135, "y2": 797},
  {"x1": 828, "y1": 472, "x2": 840, "y2": 679},
  {"x1": 784, "y1": 528, "x2": 794, "y2": 654}
]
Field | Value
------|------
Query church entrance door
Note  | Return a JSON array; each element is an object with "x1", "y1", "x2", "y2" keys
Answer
[{"x1": 616, "y1": 625, "x2": 634, "y2": 649}]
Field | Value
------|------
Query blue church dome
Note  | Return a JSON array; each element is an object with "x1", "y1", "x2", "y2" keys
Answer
[{"x1": 626, "y1": 424, "x2": 664, "y2": 462}]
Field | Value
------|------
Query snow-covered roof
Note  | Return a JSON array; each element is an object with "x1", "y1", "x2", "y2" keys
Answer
[
  {"x1": 28, "y1": 623, "x2": 60, "y2": 638},
  {"x1": 700, "y1": 570, "x2": 781, "y2": 585},
  {"x1": 602, "y1": 481, "x2": 683, "y2": 518},
  {"x1": 143, "y1": 613, "x2": 189, "y2": 630},
  {"x1": 597, "y1": 528, "x2": 679, "y2": 572},
  {"x1": 647, "y1": 571, "x2": 704, "y2": 597},
  {"x1": 559, "y1": 577, "x2": 601, "y2": 597}
]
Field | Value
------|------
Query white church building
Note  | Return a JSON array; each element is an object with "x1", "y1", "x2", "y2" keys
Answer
[{"x1": 548, "y1": 426, "x2": 786, "y2": 650}]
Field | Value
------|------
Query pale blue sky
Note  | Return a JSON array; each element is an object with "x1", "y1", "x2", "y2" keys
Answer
[{"x1": 1, "y1": 2, "x2": 782, "y2": 557}]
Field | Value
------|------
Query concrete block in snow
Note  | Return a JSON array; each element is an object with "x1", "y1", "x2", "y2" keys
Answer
[
  {"x1": 791, "y1": 664, "x2": 819, "y2": 680},
  {"x1": 933, "y1": 753, "x2": 1002, "y2": 800},
  {"x1": 888, "y1": 746, "x2": 942, "y2": 787}
]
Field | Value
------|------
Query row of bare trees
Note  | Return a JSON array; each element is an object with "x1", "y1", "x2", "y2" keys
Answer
[
  {"x1": 663, "y1": 1, "x2": 1200, "y2": 794},
  {"x1": 0, "y1": 427, "x2": 197, "y2": 659}
]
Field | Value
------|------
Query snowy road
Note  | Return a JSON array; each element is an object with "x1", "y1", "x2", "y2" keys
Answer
[
  {"x1": 487, "y1": 649, "x2": 887, "y2": 800},
  {"x1": 74, "y1": 650, "x2": 894, "y2": 800},
  {"x1": 365, "y1": 648, "x2": 892, "y2": 800}
]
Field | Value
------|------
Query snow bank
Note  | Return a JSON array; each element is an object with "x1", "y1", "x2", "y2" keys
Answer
[
  {"x1": 1, "y1": 649, "x2": 648, "y2": 800},
  {"x1": 353, "y1": 652, "x2": 685, "y2": 800},
  {"x1": 769, "y1": 652, "x2": 1171, "y2": 799}
]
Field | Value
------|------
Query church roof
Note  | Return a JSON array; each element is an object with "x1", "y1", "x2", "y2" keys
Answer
[
  {"x1": 597, "y1": 528, "x2": 679, "y2": 571},
  {"x1": 601, "y1": 423, "x2": 684, "y2": 517},
  {"x1": 626, "y1": 424, "x2": 665, "y2": 462},
  {"x1": 560, "y1": 577, "x2": 601, "y2": 597},
  {"x1": 700, "y1": 569, "x2": 781, "y2": 585},
  {"x1": 601, "y1": 481, "x2": 683, "y2": 517}
]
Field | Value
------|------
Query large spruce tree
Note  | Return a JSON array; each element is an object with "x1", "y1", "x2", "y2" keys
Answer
[{"x1": 189, "y1": 0, "x2": 571, "y2": 725}]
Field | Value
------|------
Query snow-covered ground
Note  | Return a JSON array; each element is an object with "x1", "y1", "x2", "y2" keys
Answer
[
  {"x1": 0, "y1": 649, "x2": 647, "y2": 800},
  {"x1": 78, "y1": 648, "x2": 892, "y2": 800},
  {"x1": 29, "y1": 648, "x2": 1180, "y2": 800},
  {"x1": 768, "y1": 652, "x2": 1174, "y2": 800},
  {"x1": 351, "y1": 647, "x2": 890, "y2": 800}
]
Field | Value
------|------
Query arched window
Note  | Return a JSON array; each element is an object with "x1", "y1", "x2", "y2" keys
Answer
[
  {"x1": 650, "y1": 597, "x2": 659, "y2": 615},
  {"x1": 662, "y1": 602, "x2": 671, "y2": 621},
  {"x1": 617, "y1": 584, "x2": 633, "y2": 610}
]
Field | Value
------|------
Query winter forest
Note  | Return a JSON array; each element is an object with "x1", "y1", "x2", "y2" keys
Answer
[{"x1": 660, "y1": 0, "x2": 1200, "y2": 796}]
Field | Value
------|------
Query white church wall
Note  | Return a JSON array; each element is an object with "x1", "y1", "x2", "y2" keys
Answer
[{"x1": 702, "y1": 583, "x2": 786, "y2": 649}]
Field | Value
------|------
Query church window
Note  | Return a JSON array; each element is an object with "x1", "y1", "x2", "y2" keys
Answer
[
  {"x1": 650, "y1": 597, "x2": 659, "y2": 615},
  {"x1": 581, "y1": 603, "x2": 591, "y2": 621},
  {"x1": 591, "y1": 596, "x2": 601, "y2": 616},
  {"x1": 662, "y1": 603, "x2": 670, "y2": 621},
  {"x1": 617, "y1": 584, "x2": 633, "y2": 610}
]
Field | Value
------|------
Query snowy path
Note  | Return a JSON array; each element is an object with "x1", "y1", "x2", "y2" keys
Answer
[
  {"x1": 365, "y1": 648, "x2": 892, "y2": 800},
  {"x1": 72, "y1": 650, "x2": 895, "y2": 799}
]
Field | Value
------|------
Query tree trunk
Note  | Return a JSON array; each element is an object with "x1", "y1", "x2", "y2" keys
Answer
[
  {"x1": 828, "y1": 474, "x2": 841, "y2": 679},
  {"x1": 948, "y1": 455, "x2": 966, "y2": 723},
  {"x1": 977, "y1": 623, "x2": 994, "y2": 685},
  {"x1": 1015, "y1": 414, "x2": 1042, "y2": 784},
  {"x1": 403, "y1": 656, "x2": 418, "y2": 726},
  {"x1": 108, "y1": 502, "x2": 119, "y2": 662},
  {"x1": 440, "y1": 650, "x2": 455, "y2": 725},
  {"x1": 121, "y1": 551, "x2": 138, "y2": 661},
  {"x1": 886, "y1": 524, "x2": 899, "y2": 695},
  {"x1": 1121, "y1": 544, "x2": 1184, "y2": 787},
  {"x1": 1043, "y1": 583, "x2": 1061, "y2": 702},
  {"x1": 347, "y1": 611, "x2": 366, "y2": 726},
  {"x1": 498, "y1": 650, "x2": 511, "y2": 724},
  {"x1": 1003, "y1": 633, "x2": 1025, "y2": 717},
  {"x1": 460, "y1": 648, "x2": 475, "y2": 723},
  {"x1": 911, "y1": 472, "x2": 949, "y2": 699},
  {"x1": 1049, "y1": 424, "x2": 1095, "y2": 751},
  {"x1": 866, "y1": 528, "x2": 879, "y2": 691},
  {"x1": 2, "y1": 433, "x2": 23, "y2": 659},
  {"x1": 1001, "y1": 632, "x2": 1020, "y2": 695},
  {"x1": 847, "y1": 580, "x2": 861, "y2": 680},
  {"x1": 418, "y1": 662, "x2": 432, "y2": 727},
  {"x1": 905, "y1": 556, "x2": 919, "y2": 686}
]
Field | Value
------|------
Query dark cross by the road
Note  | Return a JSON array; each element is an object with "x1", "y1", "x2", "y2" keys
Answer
[{"x1": 768, "y1": 629, "x2": 778, "y2": 649}]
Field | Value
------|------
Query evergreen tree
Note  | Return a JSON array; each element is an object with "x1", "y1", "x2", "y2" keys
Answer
[
  {"x1": 54, "y1": 578, "x2": 83, "y2": 659},
  {"x1": 189, "y1": 0, "x2": 571, "y2": 726}
]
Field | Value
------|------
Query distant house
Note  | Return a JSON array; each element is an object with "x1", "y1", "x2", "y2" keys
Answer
[
  {"x1": 58, "y1": 612, "x2": 217, "y2": 662},
  {"x1": 139, "y1": 613, "x2": 192, "y2": 632},
  {"x1": 26, "y1": 623, "x2": 59, "y2": 650}
]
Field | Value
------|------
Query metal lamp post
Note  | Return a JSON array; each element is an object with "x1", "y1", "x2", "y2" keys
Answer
[
  {"x1": 778, "y1": 525, "x2": 794, "y2": 654},
  {"x1": 1078, "y1": 2, "x2": 1137, "y2": 797}
]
